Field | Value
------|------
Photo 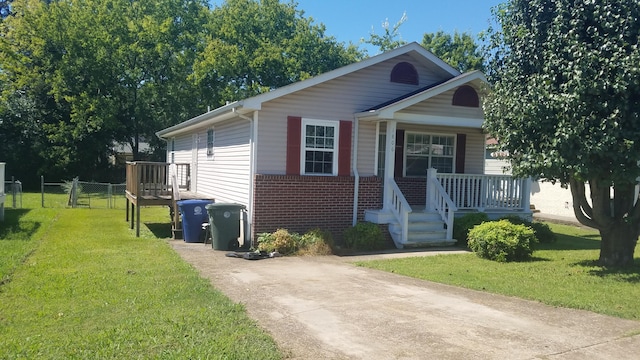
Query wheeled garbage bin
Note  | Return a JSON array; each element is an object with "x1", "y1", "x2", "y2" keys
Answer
[
  {"x1": 205, "y1": 203, "x2": 246, "y2": 250},
  {"x1": 177, "y1": 199, "x2": 214, "y2": 243}
]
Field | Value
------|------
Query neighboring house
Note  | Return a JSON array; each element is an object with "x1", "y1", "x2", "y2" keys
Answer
[
  {"x1": 110, "y1": 141, "x2": 152, "y2": 166},
  {"x1": 156, "y1": 42, "x2": 531, "y2": 248}
]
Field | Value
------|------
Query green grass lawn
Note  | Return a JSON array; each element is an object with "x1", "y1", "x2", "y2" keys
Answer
[
  {"x1": 0, "y1": 194, "x2": 281, "y2": 359},
  {"x1": 357, "y1": 222, "x2": 640, "y2": 320}
]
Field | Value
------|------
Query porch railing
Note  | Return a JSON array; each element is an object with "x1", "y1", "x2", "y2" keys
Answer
[
  {"x1": 430, "y1": 170, "x2": 531, "y2": 211},
  {"x1": 426, "y1": 169, "x2": 457, "y2": 239},
  {"x1": 389, "y1": 179, "x2": 412, "y2": 244},
  {"x1": 126, "y1": 161, "x2": 190, "y2": 198}
]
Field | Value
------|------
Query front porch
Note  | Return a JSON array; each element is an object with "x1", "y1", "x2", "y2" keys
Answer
[{"x1": 365, "y1": 169, "x2": 532, "y2": 249}]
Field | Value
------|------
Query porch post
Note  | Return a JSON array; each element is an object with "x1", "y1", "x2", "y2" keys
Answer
[
  {"x1": 382, "y1": 120, "x2": 397, "y2": 210},
  {"x1": 522, "y1": 177, "x2": 532, "y2": 211},
  {"x1": 426, "y1": 168, "x2": 437, "y2": 211}
]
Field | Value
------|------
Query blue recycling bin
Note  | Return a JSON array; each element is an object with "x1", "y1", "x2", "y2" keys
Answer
[{"x1": 177, "y1": 199, "x2": 214, "y2": 243}]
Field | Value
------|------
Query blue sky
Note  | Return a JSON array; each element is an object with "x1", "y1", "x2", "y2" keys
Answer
[
  {"x1": 295, "y1": 0, "x2": 503, "y2": 50},
  {"x1": 211, "y1": 1, "x2": 504, "y2": 53}
]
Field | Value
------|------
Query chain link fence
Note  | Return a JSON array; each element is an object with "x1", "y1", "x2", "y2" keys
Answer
[
  {"x1": 41, "y1": 176, "x2": 127, "y2": 209},
  {"x1": 4, "y1": 179, "x2": 23, "y2": 209}
]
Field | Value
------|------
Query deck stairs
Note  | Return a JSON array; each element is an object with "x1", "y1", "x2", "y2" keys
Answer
[{"x1": 388, "y1": 209, "x2": 457, "y2": 248}]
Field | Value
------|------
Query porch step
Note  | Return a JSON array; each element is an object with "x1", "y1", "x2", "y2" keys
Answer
[{"x1": 388, "y1": 210, "x2": 457, "y2": 249}]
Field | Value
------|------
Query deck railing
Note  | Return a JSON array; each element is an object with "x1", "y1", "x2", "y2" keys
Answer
[
  {"x1": 126, "y1": 162, "x2": 190, "y2": 198},
  {"x1": 431, "y1": 170, "x2": 531, "y2": 211}
]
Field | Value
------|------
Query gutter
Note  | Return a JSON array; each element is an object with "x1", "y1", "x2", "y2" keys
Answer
[
  {"x1": 352, "y1": 116, "x2": 360, "y2": 226},
  {"x1": 233, "y1": 108, "x2": 257, "y2": 243}
]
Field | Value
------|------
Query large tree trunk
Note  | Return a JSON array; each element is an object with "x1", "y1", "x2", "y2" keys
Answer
[
  {"x1": 599, "y1": 222, "x2": 638, "y2": 267},
  {"x1": 570, "y1": 177, "x2": 639, "y2": 268}
]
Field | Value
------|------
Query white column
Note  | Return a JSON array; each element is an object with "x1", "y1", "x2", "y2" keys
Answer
[
  {"x1": 382, "y1": 121, "x2": 397, "y2": 210},
  {"x1": 426, "y1": 168, "x2": 437, "y2": 211}
]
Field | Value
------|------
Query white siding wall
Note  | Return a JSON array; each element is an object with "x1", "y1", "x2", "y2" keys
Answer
[
  {"x1": 193, "y1": 119, "x2": 251, "y2": 206},
  {"x1": 172, "y1": 135, "x2": 192, "y2": 164},
  {"x1": 255, "y1": 54, "x2": 452, "y2": 174},
  {"x1": 402, "y1": 87, "x2": 484, "y2": 119}
]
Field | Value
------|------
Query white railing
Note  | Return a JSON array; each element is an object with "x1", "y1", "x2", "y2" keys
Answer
[
  {"x1": 432, "y1": 171, "x2": 531, "y2": 211},
  {"x1": 389, "y1": 179, "x2": 412, "y2": 244},
  {"x1": 426, "y1": 169, "x2": 457, "y2": 240}
]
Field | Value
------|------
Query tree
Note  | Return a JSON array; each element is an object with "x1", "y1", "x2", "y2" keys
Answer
[
  {"x1": 421, "y1": 30, "x2": 484, "y2": 72},
  {"x1": 483, "y1": 0, "x2": 640, "y2": 267},
  {"x1": 0, "y1": 0, "x2": 209, "y2": 182},
  {"x1": 362, "y1": 12, "x2": 408, "y2": 53},
  {"x1": 192, "y1": 0, "x2": 363, "y2": 102}
]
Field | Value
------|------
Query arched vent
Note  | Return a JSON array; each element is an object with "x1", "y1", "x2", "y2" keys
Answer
[
  {"x1": 390, "y1": 62, "x2": 418, "y2": 85},
  {"x1": 452, "y1": 85, "x2": 479, "y2": 107}
]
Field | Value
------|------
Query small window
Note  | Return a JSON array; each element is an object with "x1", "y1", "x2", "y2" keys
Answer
[
  {"x1": 206, "y1": 128, "x2": 214, "y2": 159},
  {"x1": 405, "y1": 133, "x2": 454, "y2": 176},
  {"x1": 390, "y1": 62, "x2": 419, "y2": 85},
  {"x1": 301, "y1": 119, "x2": 339, "y2": 175},
  {"x1": 452, "y1": 85, "x2": 479, "y2": 107}
]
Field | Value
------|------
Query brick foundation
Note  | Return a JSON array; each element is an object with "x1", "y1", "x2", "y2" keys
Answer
[{"x1": 252, "y1": 175, "x2": 382, "y2": 243}]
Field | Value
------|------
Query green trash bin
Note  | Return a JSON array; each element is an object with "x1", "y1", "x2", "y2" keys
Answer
[{"x1": 205, "y1": 203, "x2": 246, "y2": 250}]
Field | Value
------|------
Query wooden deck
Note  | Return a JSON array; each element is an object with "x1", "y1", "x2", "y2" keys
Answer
[{"x1": 125, "y1": 162, "x2": 213, "y2": 238}]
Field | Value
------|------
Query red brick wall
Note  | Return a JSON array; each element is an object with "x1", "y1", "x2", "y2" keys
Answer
[
  {"x1": 395, "y1": 177, "x2": 426, "y2": 206},
  {"x1": 252, "y1": 175, "x2": 382, "y2": 242}
]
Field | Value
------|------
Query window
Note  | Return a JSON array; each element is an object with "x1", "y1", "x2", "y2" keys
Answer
[
  {"x1": 452, "y1": 85, "x2": 479, "y2": 107},
  {"x1": 405, "y1": 133, "x2": 454, "y2": 176},
  {"x1": 390, "y1": 62, "x2": 419, "y2": 85},
  {"x1": 377, "y1": 133, "x2": 386, "y2": 177},
  {"x1": 301, "y1": 119, "x2": 339, "y2": 175},
  {"x1": 206, "y1": 128, "x2": 214, "y2": 159}
]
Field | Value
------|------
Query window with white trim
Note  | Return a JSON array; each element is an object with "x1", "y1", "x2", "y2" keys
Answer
[
  {"x1": 206, "y1": 128, "x2": 214, "y2": 159},
  {"x1": 301, "y1": 119, "x2": 339, "y2": 175},
  {"x1": 405, "y1": 133, "x2": 454, "y2": 175}
]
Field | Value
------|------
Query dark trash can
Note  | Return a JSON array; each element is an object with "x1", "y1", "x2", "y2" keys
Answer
[
  {"x1": 206, "y1": 203, "x2": 246, "y2": 250},
  {"x1": 178, "y1": 199, "x2": 213, "y2": 243}
]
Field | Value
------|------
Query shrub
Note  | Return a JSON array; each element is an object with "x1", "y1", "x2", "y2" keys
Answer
[
  {"x1": 257, "y1": 229, "x2": 300, "y2": 255},
  {"x1": 468, "y1": 219, "x2": 537, "y2": 262},
  {"x1": 500, "y1": 215, "x2": 557, "y2": 243},
  {"x1": 343, "y1": 222, "x2": 386, "y2": 251},
  {"x1": 298, "y1": 228, "x2": 334, "y2": 256},
  {"x1": 453, "y1": 212, "x2": 489, "y2": 247},
  {"x1": 256, "y1": 228, "x2": 334, "y2": 256}
]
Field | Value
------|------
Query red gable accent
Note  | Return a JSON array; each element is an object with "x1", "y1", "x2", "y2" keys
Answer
[
  {"x1": 286, "y1": 116, "x2": 302, "y2": 175},
  {"x1": 338, "y1": 121, "x2": 352, "y2": 176}
]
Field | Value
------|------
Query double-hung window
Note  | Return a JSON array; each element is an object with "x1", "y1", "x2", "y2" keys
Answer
[
  {"x1": 301, "y1": 119, "x2": 339, "y2": 175},
  {"x1": 206, "y1": 128, "x2": 215, "y2": 159},
  {"x1": 405, "y1": 133, "x2": 454, "y2": 175}
]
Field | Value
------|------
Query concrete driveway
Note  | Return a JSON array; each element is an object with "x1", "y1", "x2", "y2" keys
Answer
[{"x1": 169, "y1": 240, "x2": 640, "y2": 359}]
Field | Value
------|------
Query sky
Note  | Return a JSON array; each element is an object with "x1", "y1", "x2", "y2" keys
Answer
[
  {"x1": 295, "y1": 0, "x2": 503, "y2": 51},
  {"x1": 211, "y1": 1, "x2": 504, "y2": 53}
]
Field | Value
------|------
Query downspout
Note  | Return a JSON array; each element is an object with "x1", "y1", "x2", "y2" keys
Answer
[
  {"x1": 352, "y1": 116, "x2": 360, "y2": 226},
  {"x1": 233, "y1": 109, "x2": 257, "y2": 242}
]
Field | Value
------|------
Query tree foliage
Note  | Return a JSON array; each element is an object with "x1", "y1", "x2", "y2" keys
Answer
[
  {"x1": 421, "y1": 30, "x2": 485, "y2": 72},
  {"x1": 192, "y1": 0, "x2": 363, "y2": 102},
  {"x1": 362, "y1": 12, "x2": 408, "y2": 53},
  {"x1": 483, "y1": 0, "x2": 640, "y2": 267},
  {"x1": 0, "y1": 0, "x2": 361, "y2": 186}
]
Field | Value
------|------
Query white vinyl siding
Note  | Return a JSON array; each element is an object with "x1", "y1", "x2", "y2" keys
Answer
[
  {"x1": 194, "y1": 119, "x2": 251, "y2": 206},
  {"x1": 172, "y1": 134, "x2": 193, "y2": 164},
  {"x1": 401, "y1": 87, "x2": 484, "y2": 119},
  {"x1": 255, "y1": 54, "x2": 448, "y2": 175}
]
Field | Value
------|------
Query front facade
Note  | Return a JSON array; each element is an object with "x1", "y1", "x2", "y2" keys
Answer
[{"x1": 157, "y1": 43, "x2": 531, "y2": 247}]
